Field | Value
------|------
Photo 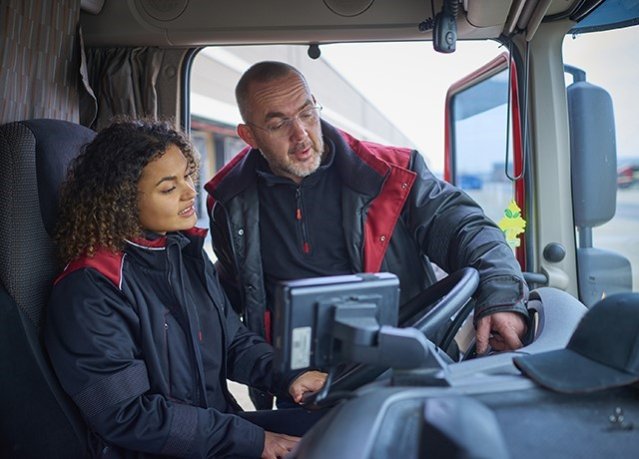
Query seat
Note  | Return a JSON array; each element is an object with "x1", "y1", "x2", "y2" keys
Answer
[{"x1": 0, "y1": 119, "x2": 95, "y2": 458}]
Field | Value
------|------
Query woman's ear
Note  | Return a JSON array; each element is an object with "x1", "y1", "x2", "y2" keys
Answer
[{"x1": 237, "y1": 124, "x2": 258, "y2": 148}]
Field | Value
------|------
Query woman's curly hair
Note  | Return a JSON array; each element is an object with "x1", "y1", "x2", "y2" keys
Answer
[{"x1": 55, "y1": 118, "x2": 199, "y2": 264}]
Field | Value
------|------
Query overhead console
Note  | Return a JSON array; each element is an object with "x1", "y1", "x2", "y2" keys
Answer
[{"x1": 79, "y1": 0, "x2": 578, "y2": 47}]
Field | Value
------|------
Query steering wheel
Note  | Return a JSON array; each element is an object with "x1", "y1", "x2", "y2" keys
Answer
[
  {"x1": 399, "y1": 267, "x2": 479, "y2": 342},
  {"x1": 305, "y1": 267, "x2": 480, "y2": 407}
]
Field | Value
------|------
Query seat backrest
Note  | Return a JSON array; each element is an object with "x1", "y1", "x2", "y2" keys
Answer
[{"x1": 0, "y1": 119, "x2": 95, "y2": 458}]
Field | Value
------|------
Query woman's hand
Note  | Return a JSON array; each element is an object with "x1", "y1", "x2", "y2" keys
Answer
[
  {"x1": 262, "y1": 431, "x2": 300, "y2": 459},
  {"x1": 289, "y1": 370, "x2": 327, "y2": 404}
]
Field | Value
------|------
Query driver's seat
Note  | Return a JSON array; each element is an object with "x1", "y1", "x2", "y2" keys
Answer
[{"x1": 0, "y1": 119, "x2": 95, "y2": 458}]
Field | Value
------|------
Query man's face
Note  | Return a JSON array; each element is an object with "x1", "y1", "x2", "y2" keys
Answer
[{"x1": 238, "y1": 72, "x2": 324, "y2": 183}]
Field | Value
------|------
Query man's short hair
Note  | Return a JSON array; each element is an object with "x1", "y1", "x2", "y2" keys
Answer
[{"x1": 235, "y1": 61, "x2": 307, "y2": 122}]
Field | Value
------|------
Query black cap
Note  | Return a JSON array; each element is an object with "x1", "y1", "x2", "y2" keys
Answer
[{"x1": 514, "y1": 292, "x2": 639, "y2": 393}]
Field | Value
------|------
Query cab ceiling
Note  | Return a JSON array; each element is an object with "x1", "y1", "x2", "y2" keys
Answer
[{"x1": 80, "y1": 0, "x2": 578, "y2": 47}]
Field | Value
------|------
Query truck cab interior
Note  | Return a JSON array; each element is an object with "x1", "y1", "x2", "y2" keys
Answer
[{"x1": 1, "y1": 0, "x2": 638, "y2": 457}]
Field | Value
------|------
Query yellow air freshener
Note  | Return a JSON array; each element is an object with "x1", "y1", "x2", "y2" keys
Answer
[{"x1": 498, "y1": 200, "x2": 526, "y2": 249}]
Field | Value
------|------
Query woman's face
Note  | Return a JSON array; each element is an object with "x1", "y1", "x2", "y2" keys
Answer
[{"x1": 137, "y1": 144, "x2": 197, "y2": 234}]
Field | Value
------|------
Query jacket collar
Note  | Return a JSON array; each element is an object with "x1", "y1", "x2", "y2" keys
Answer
[
  {"x1": 56, "y1": 228, "x2": 209, "y2": 288},
  {"x1": 325, "y1": 121, "x2": 387, "y2": 197},
  {"x1": 125, "y1": 227, "x2": 208, "y2": 254},
  {"x1": 127, "y1": 231, "x2": 168, "y2": 249},
  {"x1": 204, "y1": 145, "x2": 259, "y2": 205}
]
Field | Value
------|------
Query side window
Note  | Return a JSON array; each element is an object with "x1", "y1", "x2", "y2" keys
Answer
[
  {"x1": 446, "y1": 53, "x2": 526, "y2": 266},
  {"x1": 190, "y1": 131, "x2": 210, "y2": 221}
]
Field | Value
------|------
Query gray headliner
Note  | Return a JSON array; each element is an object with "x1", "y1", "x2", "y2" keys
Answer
[{"x1": 80, "y1": 0, "x2": 579, "y2": 47}]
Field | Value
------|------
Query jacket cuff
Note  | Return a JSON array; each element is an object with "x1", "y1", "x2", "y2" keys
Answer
[
  {"x1": 473, "y1": 274, "x2": 530, "y2": 325},
  {"x1": 230, "y1": 418, "x2": 265, "y2": 458},
  {"x1": 272, "y1": 368, "x2": 308, "y2": 400},
  {"x1": 161, "y1": 403, "x2": 197, "y2": 457}
]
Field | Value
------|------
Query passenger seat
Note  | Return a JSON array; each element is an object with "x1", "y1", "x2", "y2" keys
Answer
[{"x1": 0, "y1": 119, "x2": 95, "y2": 458}]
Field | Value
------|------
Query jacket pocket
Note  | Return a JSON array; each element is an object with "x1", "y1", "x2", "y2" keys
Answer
[{"x1": 162, "y1": 311, "x2": 196, "y2": 403}]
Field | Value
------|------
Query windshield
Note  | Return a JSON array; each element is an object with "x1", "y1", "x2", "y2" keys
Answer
[
  {"x1": 189, "y1": 30, "x2": 638, "y2": 295},
  {"x1": 190, "y1": 41, "x2": 506, "y2": 223}
]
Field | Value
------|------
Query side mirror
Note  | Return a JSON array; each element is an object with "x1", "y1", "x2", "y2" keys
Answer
[
  {"x1": 567, "y1": 79, "x2": 617, "y2": 228},
  {"x1": 566, "y1": 68, "x2": 632, "y2": 306}
]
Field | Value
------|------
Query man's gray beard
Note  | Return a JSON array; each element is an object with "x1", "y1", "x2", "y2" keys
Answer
[{"x1": 286, "y1": 150, "x2": 322, "y2": 178}]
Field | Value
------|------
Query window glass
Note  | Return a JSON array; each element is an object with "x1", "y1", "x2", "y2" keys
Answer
[
  {"x1": 190, "y1": 42, "x2": 504, "y2": 232},
  {"x1": 450, "y1": 68, "x2": 518, "y2": 227}
]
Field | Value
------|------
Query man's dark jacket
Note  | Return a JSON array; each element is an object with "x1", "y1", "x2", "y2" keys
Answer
[
  {"x1": 45, "y1": 229, "x2": 292, "y2": 458},
  {"x1": 205, "y1": 121, "x2": 528, "y2": 339}
]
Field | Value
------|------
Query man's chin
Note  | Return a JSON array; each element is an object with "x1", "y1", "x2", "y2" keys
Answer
[{"x1": 290, "y1": 162, "x2": 320, "y2": 179}]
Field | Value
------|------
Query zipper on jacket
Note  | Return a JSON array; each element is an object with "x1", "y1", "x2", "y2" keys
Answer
[
  {"x1": 217, "y1": 200, "x2": 246, "y2": 304},
  {"x1": 166, "y1": 241, "x2": 204, "y2": 406},
  {"x1": 163, "y1": 315, "x2": 172, "y2": 398},
  {"x1": 295, "y1": 187, "x2": 311, "y2": 254}
]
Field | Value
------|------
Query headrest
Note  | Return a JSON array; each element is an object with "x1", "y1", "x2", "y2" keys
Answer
[
  {"x1": 24, "y1": 119, "x2": 95, "y2": 235},
  {"x1": 514, "y1": 292, "x2": 639, "y2": 393},
  {"x1": 0, "y1": 119, "x2": 94, "y2": 326}
]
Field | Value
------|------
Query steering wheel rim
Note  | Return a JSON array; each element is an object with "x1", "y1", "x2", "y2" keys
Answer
[
  {"x1": 400, "y1": 267, "x2": 479, "y2": 344},
  {"x1": 306, "y1": 267, "x2": 480, "y2": 408}
]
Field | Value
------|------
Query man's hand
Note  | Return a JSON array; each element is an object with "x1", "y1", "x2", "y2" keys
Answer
[
  {"x1": 289, "y1": 370, "x2": 327, "y2": 404},
  {"x1": 475, "y1": 311, "x2": 527, "y2": 354},
  {"x1": 261, "y1": 431, "x2": 300, "y2": 459}
]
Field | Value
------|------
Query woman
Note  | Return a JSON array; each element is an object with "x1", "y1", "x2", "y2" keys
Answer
[{"x1": 45, "y1": 119, "x2": 325, "y2": 459}]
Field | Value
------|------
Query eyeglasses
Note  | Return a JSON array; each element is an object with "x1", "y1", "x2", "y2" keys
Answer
[{"x1": 247, "y1": 105, "x2": 323, "y2": 137}]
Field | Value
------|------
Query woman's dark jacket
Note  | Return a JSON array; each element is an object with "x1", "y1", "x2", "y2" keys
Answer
[
  {"x1": 45, "y1": 228, "x2": 290, "y2": 458},
  {"x1": 205, "y1": 120, "x2": 528, "y2": 337}
]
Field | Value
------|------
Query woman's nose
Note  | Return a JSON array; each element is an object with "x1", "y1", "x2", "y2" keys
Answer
[{"x1": 182, "y1": 180, "x2": 197, "y2": 199}]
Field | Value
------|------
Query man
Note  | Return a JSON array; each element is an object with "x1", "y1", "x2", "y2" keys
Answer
[{"x1": 205, "y1": 61, "x2": 528, "y2": 407}]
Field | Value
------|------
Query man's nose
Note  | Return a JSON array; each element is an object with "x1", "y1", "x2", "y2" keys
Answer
[{"x1": 289, "y1": 117, "x2": 308, "y2": 140}]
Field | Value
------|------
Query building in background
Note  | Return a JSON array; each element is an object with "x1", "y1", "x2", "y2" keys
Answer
[{"x1": 190, "y1": 45, "x2": 416, "y2": 219}]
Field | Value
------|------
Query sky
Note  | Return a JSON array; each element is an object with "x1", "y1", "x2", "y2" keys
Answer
[{"x1": 320, "y1": 26, "x2": 639, "y2": 174}]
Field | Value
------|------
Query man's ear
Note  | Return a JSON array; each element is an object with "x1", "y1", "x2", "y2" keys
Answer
[{"x1": 237, "y1": 124, "x2": 258, "y2": 148}]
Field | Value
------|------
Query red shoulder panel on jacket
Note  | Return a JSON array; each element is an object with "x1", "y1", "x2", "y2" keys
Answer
[
  {"x1": 55, "y1": 250, "x2": 125, "y2": 289},
  {"x1": 337, "y1": 129, "x2": 417, "y2": 272},
  {"x1": 363, "y1": 166, "x2": 416, "y2": 272},
  {"x1": 338, "y1": 128, "x2": 412, "y2": 173}
]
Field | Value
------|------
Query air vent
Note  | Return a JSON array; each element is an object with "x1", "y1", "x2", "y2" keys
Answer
[
  {"x1": 80, "y1": 0, "x2": 105, "y2": 14},
  {"x1": 323, "y1": 0, "x2": 375, "y2": 17},
  {"x1": 136, "y1": 0, "x2": 189, "y2": 22}
]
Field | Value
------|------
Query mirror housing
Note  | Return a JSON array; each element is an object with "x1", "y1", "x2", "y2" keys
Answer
[{"x1": 567, "y1": 80, "x2": 617, "y2": 228}]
